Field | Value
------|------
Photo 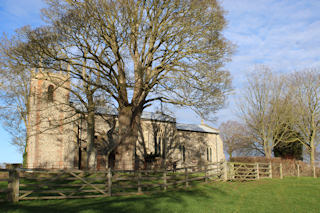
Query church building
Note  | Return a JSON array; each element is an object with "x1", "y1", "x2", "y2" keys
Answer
[{"x1": 26, "y1": 72, "x2": 225, "y2": 170}]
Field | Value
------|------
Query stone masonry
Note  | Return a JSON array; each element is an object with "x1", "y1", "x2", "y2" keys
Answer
[{"x1": 26, "y1": 72, "x2": 225, "y2": 170}]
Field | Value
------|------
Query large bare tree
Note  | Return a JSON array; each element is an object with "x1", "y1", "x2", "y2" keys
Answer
[
  {"x1": 289, "y1": 70, "x2": 320, "y2": 167},
  {"x1": 0, "y1": 63, "x2": 31, "y2": 155},
  {"x1": 219, "y1": 120, "x2": 263, "y2": 158},
  {"x1": 2, "y1": 0, "x2": 233, "y2": 169},
  {"x1": 238, "y1": 66, "x2": 296, "y2": 158}
]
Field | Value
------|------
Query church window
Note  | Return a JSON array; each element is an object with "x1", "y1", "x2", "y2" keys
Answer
[
  {"x1": 154, "y1": 133, "x2": 163, "y2": 157},
  {"x1": 182, "y1": 145, "x2": 186, "y2": 162},
  {"x1": 48, "y1": 85, "x2": 54, "y2": 102},
  {"x1": 33, "y1": 86, "x2": 36, "y2": 104},
  {"x1": 158, "y1": 136, "x2": 161, "y2": 155}
]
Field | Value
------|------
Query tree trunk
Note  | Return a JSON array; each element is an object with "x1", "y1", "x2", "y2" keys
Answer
[
  {"x1": 23, "y1": 130, "x2": 29, "y2": 168},
  {"x1": 86, "y1": 109, "x2": 96, "y2": 169},
  {"x1": 161, "y1": 138, "x2": 167, "y2": 169},
  {"x1": 264, "y1": 143, "x2": 272, "y2": 159},
  {"x1": 263, "y1": 142, "x2": 271, "y2": 158},
  {"x1": 228, "y1": 148, "x2": 233, "y2": 159},
  {"x1": 310, "y1": 142, "x2": 315, "y2": 168},
  {"x1": 309, "y1": 126, "x2": 317, "y2": 167},
  {"x1": 24, "y1": 90, "x2": 31, "y2": 168},
  {"x1": 115, "y1": 106, "x2": 142, "y2": 170}
]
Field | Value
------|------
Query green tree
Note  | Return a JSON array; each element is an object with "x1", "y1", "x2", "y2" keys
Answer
[{"x1": 273, "y1": 126, "x2": 303, "y2": 160}]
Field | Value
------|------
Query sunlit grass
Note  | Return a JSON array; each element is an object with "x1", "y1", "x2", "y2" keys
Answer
[{"x1": 1, "y1": 177, "x2": 320, "y2": 213}]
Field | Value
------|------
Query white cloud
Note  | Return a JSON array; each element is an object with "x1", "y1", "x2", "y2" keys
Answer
[{"x1": 216, "y1": 0, "x2": 320, "y2": 125}]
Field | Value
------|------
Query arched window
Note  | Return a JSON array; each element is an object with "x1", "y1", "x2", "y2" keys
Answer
[
  {"x1": 182, "y1": 146, "x2": 186, "y2": 162},
  {"x1": 158, "y1": 137, "x2": 161, "y2": 155},
  {"x1": 33, "y1": 87, "x2": 36, "y2": 104},
  {"x1": 48, "y1": 85, "x2": 54, "y2": 102}
]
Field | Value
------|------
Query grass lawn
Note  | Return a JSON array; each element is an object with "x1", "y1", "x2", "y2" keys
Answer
[{"x1": 1, "y1": 177, "x2": 320, "y2": 213}]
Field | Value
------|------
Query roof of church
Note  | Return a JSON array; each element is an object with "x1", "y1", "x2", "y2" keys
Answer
[
  {"x1": 176, "y1": 123, "x2": 219, "y2": 134},
  {"x1": 73, "y1": 103, "x2": 175, "y2": 122},
  {"x1": 72, "y1": 103, "x2": 218, "y2": 133},
  {"x1": 140, "y1": 111, "x2": 175, "y2": 122}
]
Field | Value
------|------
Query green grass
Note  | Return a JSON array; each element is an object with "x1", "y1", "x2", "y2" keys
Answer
[
  {"x1": 1, "y1": 177, "x2": 320, "y2": 213},
  {"x1": 0, "y1": 179, "x2": 8, "y2": 201}
]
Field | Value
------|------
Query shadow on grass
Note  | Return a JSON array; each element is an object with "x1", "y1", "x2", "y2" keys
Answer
[{"x1": 1, "y1": 184, "x2": 227, "y2": 213}]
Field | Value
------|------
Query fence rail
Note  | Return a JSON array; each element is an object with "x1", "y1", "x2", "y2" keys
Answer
[
  {"x1": 227, "y1": 162, "x2": 273, "y2": 180},
  {"x1": 0, "y1": 162, "x2": 226, "y2": 203},
  {"x1": 0, "y1": 161, "x2": 318, "y2": 203}
]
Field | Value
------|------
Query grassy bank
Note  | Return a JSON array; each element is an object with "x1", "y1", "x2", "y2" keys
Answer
[{"x1": 1, "y1": 177, "x2": 320, "y2": 213}]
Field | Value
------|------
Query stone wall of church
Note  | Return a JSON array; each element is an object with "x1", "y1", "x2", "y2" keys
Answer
[
  {"x1": 26, "y1": 73, "x2": 225, "y2": 170},
  {"x1": 76, "y1": 115, "x2": 180, "y2": 170},
  {"x1": 177, "y1": 130, "x2": 225, "y2": 168},
  {"x1": 27, "y1": 72, "x2": 76, "y2": 169}
]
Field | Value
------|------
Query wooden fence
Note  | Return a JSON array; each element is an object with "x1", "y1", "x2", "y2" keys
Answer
[
  {"x1": 227, "y1": 162, "x2": 274, "y2": 180},
  {"x1": 0, "y1": 162, "x2": 225, "y2": 203},
  {"x1": 1, "y1": 161, "x2": 317, "y2": 203},
  {"x1": 0, "y1": 168, "x2": 10, "y2": 203}
]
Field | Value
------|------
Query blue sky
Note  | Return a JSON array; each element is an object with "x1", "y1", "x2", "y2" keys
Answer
[{"x1": 1, "y1": 0, "x2": 320, "y2": 163}]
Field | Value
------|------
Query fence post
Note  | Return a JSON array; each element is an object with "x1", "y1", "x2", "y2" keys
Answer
[
  {"x1": 280, "y1": 163, "x2": 283, "y2": 179},
  {"x1": 138, "y1": 170, "x2": 142, "y2": 193},
  {"x1": 107, "y1": 168, "x2": 112, "y2": 196},
  {"x1": 297, "y1": 164, "x2": 300, "y2": 177},
  {"x1": 256, "y1": 163, "x2": 260, "y2": 180},
  {"x1": 230, "y1": 162, "x2": 235, "y2": 180},
  {"x1": 223, "y1": 161, "x2": 228, "y2": 181},
  {"x1": 8, "y1": 168, "x2": 19, "y2": 203},
  {"x1": 204, "y1": 164, "x2": 208, "y2": 183},
  {"x1": 269, "y1": 162, "x2": 273, "y2": 179},
  {"x1": 184, "y1": 167, "x2": 189, "y2": 188},
  {"x1": 313, "y1": 165, "x2": 316, "y2": 178},
  {"x1": 163, "y1": 170, "x2": 167, "y2": 191}
]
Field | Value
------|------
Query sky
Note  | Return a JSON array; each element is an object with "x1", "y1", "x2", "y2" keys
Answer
[{"x1": 1, "y1": 0, "x2": 320, "y2": 163}]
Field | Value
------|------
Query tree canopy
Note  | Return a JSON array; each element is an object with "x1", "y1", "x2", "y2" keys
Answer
[
  {"x1": 1, "y1": 0, "x2": 233, "y2": 169},
  {"x1": 5, "y1": 0, "x2": 232, "y2": 116},
  {"x1": 237, "y1": 66, "x2": 320, "y2": 165}
]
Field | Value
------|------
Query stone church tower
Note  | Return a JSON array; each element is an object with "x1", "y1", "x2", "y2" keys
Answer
[{"x1": 26, "y1": 72, "x2": 76, "y2": 169}]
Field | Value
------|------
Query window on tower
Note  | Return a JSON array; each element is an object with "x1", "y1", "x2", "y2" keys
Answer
[{"x1": 48, "y1": 85, "x2": 54, "y2": 102}]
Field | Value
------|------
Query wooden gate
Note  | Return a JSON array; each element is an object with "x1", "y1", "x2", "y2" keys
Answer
[
  {"x1": 228, "y1": 162, "x2": 272, "y2": 180},
  {"x1": 19, "y1": 169, "x2": 109, "y2": 200}
]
